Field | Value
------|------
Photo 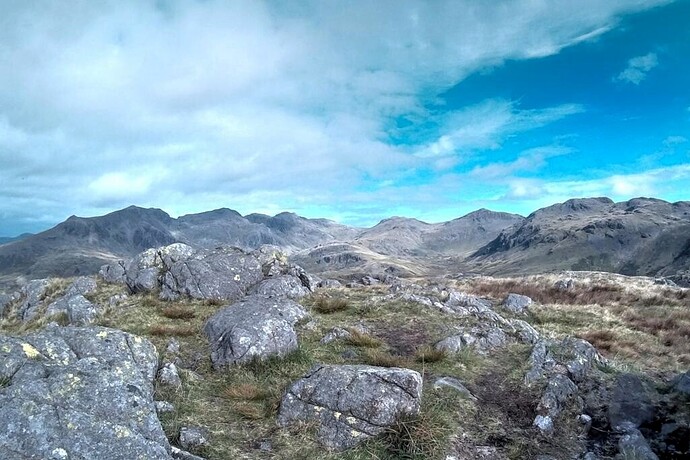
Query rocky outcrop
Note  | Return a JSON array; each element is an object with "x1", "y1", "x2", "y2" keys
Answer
[
  {"x1": 204, "y1": 295, "x2": 308, "y2": 368},
  {"x1": 278, "y1": 365, "x2": 423, "y2": 450},
  {"x1": 0, "y1": 324, "x2": 173, "y2": 459},
  {"x1": 45, "y1": 294, "x2": 99, "y2": 325},
  {"x1": 249, "y1": 275, "x2": 311, "y2": 299},
  {"x1": 435, "y1": 325, "x2": 510, "y2": 355},
  {"x1": 501, "y1": 293, "x2": 532, "y2": 315}
]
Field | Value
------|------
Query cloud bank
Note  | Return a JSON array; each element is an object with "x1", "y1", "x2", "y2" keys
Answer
[{"x1": 0, "y1": 0, "x2": 673, "y2": 234}]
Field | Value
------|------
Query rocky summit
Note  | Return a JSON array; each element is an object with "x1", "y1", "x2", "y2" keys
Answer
[{"x1": 0, "y1": 198, "x2": 689, "y2": 459}]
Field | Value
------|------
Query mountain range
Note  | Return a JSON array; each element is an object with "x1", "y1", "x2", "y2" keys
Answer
[{"x1": 1, "y1": 197, "x2": 689, "y2": 287}]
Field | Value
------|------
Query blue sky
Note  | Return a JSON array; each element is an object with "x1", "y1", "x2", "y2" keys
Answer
[{"x1": 1, "y1": 0, "x2": 689, "y2": 236}]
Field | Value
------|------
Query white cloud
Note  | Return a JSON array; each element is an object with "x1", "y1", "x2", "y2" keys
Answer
[
  {"x1": 471, "y1": 145, "x2": 573, "y2": 179},
  {"x1": 415, "y1": 100, "x2": 583, "y2": 161},
  {"x1": 614, "y1": 52, "x2": 659, "y2": 84},
  {"x1": 0, "y1": 0, "x2": 671, "y2": 234}
]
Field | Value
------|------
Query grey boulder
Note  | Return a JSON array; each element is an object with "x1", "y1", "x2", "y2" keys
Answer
[
  {"x1": 66, "y1": 276, "x2": 98, "y2": 296},
  {"x1": 45, "y1": 294, "x2": 100, "y2": 325},
  {"x1": 160, "y1": 246, "x2": 263, "y2": 301},
  {"x1": 435, "y1": 326, "x2": 509, "y2": 355},
  {"x1": 608, "y1": 374, "x2": 655, "y2": 430},
  {"x1": 17, "y1": 278, "x2": 51, "y2": 322},
  {"x1": 99, "y1": 260, "x2": 127, "y2": 284},
  {"x1": 204, "y1": 295, "x2": 308, "y2": 368},
  {"x1": 0, "y1": 324, "x2": 172, "y2": 460},
  {"x1": 250, "y1": 275, "x2": 310, "y2": 299},
  {"x1": 502, "y1": 293, "x2": 533, "y2": 314},
  {"x1": 278, "y1": 364, "x2": 423, "y2": 450}
]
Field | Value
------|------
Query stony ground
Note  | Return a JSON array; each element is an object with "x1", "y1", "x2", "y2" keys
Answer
[{"x1": 1, "y1": 262, "x2": 689, "y2": 459}]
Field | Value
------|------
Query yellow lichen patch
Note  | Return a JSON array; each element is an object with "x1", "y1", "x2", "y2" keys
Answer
[
  {"x1": 346, "y1": 416, "x2": 357, "y2": 425},
  {"x1": 1, "y1": 345, "x2": 11, "y2": 353},
  {"x1": 97, "y1": 331, "x2": 109, "y2": 339},
  {"x1": 67, "y1": 422, "x2": 76, "y2": 430},
  {"x1": 134, "y1": 337, "x2": 142, "y2": 344},
  {"x1": 21, "y1": 343, "x2": 41, "y2": 359},
  {"x1": 351, "y1": 430, "x2": 362, "y2": 438},
  {"x1": 334, "y1": 411, "x2": 341, "y2": 420},
  {"x1": 234, "y1": 274, "x2": 241, "y2": 281}
]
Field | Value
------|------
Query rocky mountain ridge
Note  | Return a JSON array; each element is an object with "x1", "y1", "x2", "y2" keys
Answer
[{"x1": 1, "y1": 197, "x2": 689, "y2": 289}]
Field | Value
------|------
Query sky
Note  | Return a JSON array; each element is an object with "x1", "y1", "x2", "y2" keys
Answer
[{"x1": 1, "y1": 0, "x2": 689, "y2": 236}]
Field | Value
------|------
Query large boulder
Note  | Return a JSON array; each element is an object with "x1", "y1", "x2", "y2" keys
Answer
[
  {"x1": 501, "y1": 293, "x2": 533, "y2": 315},
  {"x1": 159, "y1": 247, "x2": 263, "y2": 301},
  {"x1": 278, "y1": 364, "x2": 423, "y2": 450},
  {"x1": 0, "y1": 324, "x2": 173, "y2": 459},
  {"x1": 204, "y1": 295, "x2": 308, "y2": 368},
  {"x1": 249, "y1": 275, "x2": 310, "y2": 299},
  {"x1": 99, "y1": 260, "x2": 127, "y2": 284}
]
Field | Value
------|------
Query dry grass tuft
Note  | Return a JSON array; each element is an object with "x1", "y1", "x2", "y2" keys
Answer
[
  {"x1": 224, "y1": 383, "x2": 269, "y2": 401},
  {"x1": 363, "y1": 350, "x2": 412, "y2": 368},
  {"x1": 312, "y1": 296, "x2": 349, "y2": 314},
  {"x1": 415, "y1": 345, "x2": 447, "y2": 363},
  {"x1": 160, "y1": 306, "x2": 196, "y2": 320},
  {"x1": 231, "y1": 402, "x2": 265, "y2": 420},
  {"x1": 345, "y1": 329, "x2": 382, "y2": 348}
]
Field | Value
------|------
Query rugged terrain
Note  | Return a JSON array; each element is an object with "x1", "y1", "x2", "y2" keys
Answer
[
  {"x1": 1, "y1": 197, "x2": 689, "y2": 292},
  {"x1": 0, "y1": 241, "x2": 689, "y2": 459}
]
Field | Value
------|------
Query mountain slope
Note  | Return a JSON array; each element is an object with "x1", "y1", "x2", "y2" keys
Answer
[{"x1": 470, "y1": 197, "x2": 690, "y2": 276}]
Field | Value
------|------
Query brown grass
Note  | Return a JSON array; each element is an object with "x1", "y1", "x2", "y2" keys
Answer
[
  {"x1": 312, "y1": 296, "x2": 349, "y2": 314},
  {"x1": 363, "y1": 350, "x2": 412, "y2": 368},
  {"x1": 231, "y1": 402, "x2": 265, "y2": 420},
  {"x1": 160, "y1": 306, "x2": 196, "y2": 320},
  {"x1": 415, "y1": 345, "x2": 447, "y2": 363},
  {"x1": 345, "y1": 329, "x2": 382, "y2": 348},
  {"x1": 224, "y1": 383, "x2": 269, "y2": 401}
]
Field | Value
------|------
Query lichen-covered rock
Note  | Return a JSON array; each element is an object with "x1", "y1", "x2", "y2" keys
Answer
[
  {"x1": 502, "y1": 293, "x2": 533, "y2": 315},
  {"x1": 0, "y1": 324, "x2": 172, "y2": 459},
  {"x1": 17, "y1": 278, "x2": 51, "y2": 322},
  {"x1": 250, "y1": 275, "x2": 310, "y2": 299},
  {"x1": 278, "y1": 365, "x2": 423, "y2": 450},
  {"x1": 45, "y1": 294, "x2": 100, "y2": 325},
  {"x1": 66, "y1": 276, "x2": 98, "y2": 296},
  {"x1": 509, "y1": 319, "x2": 540, "y2": 344},
  {"x1": 99, "y1": 260, "x2": 127, "y2": 284},
  {"x1": 179, "y1": 426, "x2": 209, "y2": 450},
  {"x1": 204, "y1": 295, "x2": 308, "y2": 368},
  {"x1": 435, "y1": 326, "x2": 509, "y2": 355},
  {"x1": 159, "y1": 362, "x2": 182, "y2": 388},
  {"x1": 533, "y1": 374, "x2": 578, "y2": 433},
  {"x1": 320, "y1": 326, "x2": 353, "y2": 345},
  {"x1": 160, "y1": 246, "x2": 263, "y2": 301},
  {"x1": 445, "y1": 290, "x2": 493, "y2": 314},
  {"x1": 562, "y1": 338, "x2": 605, "y2": 383}
]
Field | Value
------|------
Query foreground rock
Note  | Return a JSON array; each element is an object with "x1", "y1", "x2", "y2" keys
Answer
[
  {"x1": 204, "y1": 295, "x2": 309, "y2": 368},
  {"x1": 278, "y1": 364, "x2": 423, "y2": 450},
  {"x1": 0, "y1": 324, "x2": 173, "y2": 459}
]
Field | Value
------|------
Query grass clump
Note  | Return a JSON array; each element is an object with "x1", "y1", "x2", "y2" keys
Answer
[
  {"x1": 224, "y1": 383, "x2": 270, "y2": 401},
  {"x1": 345, "y1": 329, "x2": 382, "y2": 348},
  {"x1": 363, "y1": 350, "x2": 411, "y2": 368},
  {"x1": 160, "y1": 306, "x2": 196, "y2": 320},
  {"x1": 312, "y1": 296, "x2": 349, "y2": 314},
  {"x1": 415, "y1": 345, "x2": 446, "y2": 363}
]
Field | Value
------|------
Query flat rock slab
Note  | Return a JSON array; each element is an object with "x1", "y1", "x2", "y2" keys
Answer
[
  {"x1": 278, "y1": 364, "x2": 423, "y2": 450},
  {"x1": 204, "y1": 295, "x2": 308, "y2": 367},
  {"x1": 0, "y1": 324, "x2": 172, "y2": 460}
]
